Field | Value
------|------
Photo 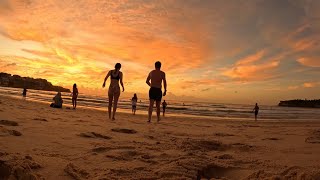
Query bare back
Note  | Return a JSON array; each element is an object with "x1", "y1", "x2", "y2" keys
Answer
[{"x1": 149, "y1": 70, "x2": 165, "y2": 89}]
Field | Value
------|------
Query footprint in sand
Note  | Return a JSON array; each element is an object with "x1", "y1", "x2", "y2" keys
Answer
[
  {"x1": 0, "y1": 127, "x2": 22, "y2": 136},
  {"x1": 262, "y1": 137, "x2": 280, "y2": 141},
  {"x1": 232, "y1": 143, "x2": 256, "y2": 152},
  {"x1": 214, "y1": 133, "x2": 235, "y2": 137},
  {"x1": 64, "y1": 163, "x2": 89, "y2": 179},
  {"x1": 111, "y1": 128, "x2": 137, "y2": 134},
  {"x1": 78, "y1": 132, "x2": 112, "y2": 140},
  {"x1": 0, "y1": 154, "x2": 42, "y2": 180},
  {"x1": 182, "y1": 140, "x2": 227, "y2": 151},
  {"x1": 106, "y1": 149, "x2": 140, "y2": 161},
  {"x1": 33, "y1": 118, "x2": 48, "y2": 122},
  {"x1": 305, "y1": 129, "x2": 320, "y2": 144},
  {"x1": 91, "y1": 147, "x2": 111, "y2": 153},
  {"x1": 215, "y1": 154, "x2": 234, "y2": 160},
  {"x1": 0, "y1": 120, "x2": 19, "y2": 126},
  {"x1": 246, "y1": 166, "x2": 320, "y2": 179},
  {"x1": 197, "y1": 164, "x2": 252, "y2": 180}
]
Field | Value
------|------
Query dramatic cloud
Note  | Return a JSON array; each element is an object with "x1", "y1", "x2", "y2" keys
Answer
[{"x1": 0, "y1": 0, "x2": 320, "y2": 104}]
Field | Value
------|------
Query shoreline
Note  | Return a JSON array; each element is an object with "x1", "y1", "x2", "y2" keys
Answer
[{"x1": 1, "y1": 94, "x2": 320, "y2": 122}]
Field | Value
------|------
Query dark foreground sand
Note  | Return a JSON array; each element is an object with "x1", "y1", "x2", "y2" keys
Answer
[{"x1": 0, "y1": 95, "x2": 320, "y2": 180}]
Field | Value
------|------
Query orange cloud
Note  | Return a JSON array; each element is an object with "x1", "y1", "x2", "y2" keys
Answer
[
  {"x1": 222, "y1": 50, "x2": 280, "y2": 82},
  {"x1": 297, "y1": 57, "x2": 320, "y2": 67},
  {"x1": 288, "y1": 86, "x2": 299, "y2": 90},
  {"x1": 303, "y1": 82, "x2": 318, "y2": 88},
  {"x1": 223, "y1": 61, "x2": 279, "y2": 81},
  {"x1": 236, "y1": 50, "x2": 266, "y2": 65}
]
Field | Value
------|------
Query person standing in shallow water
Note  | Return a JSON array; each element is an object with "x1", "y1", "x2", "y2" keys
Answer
[
  {"x1": 22, "y1": 88, "x2": 27, "y2": 98},
  {"x1": 131, "y1": 93, "x2": 138, "y2": 115},
  {"x1": 146, "y1": 61, "x2": 167, "y2": 122},
  {"x1": 72, "y1": 84, "x2": 78, "y2": 109},
  {"x1": 102, "y1": 63, "x2": 125, "y2": 120},
  {"x1": 162, "y1": 100, "x2": 167, "y2": 117},
  {"x1": 253, "y1": 103, "x2": 259, "y2": 121}
]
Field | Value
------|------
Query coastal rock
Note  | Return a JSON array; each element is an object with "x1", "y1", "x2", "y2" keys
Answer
[{"x1": 0, "y1": 72, "x2": 70, "y2": 92}]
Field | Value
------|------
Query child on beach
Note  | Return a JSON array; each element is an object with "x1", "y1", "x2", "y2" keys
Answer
[
  {"x1": 253, "y1": 103, "x2": 259, "y2": 121},
  {"x1": 162, "y1": 100, "x2": 167, "y2": 117},
  {"x1": 72, "y1": 84, "x2": 78, "y2": 109},
  {"x1": 131, "y1": 94, "x2": 138, "y2": 115}
]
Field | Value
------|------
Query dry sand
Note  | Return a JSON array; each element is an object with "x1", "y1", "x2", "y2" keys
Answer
[{"x1": 0, "y1": 95, "x2": 320, "y2": 180}]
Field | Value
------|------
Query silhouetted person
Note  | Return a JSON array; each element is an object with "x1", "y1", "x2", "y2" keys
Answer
[
  {"x1": 72, "y1": 83, "x2": 78, "y2": 109},
  {"x1": 253, "y1": 103, "x2": 259, "y2": 121},
  {"x1": 50, "y1": 92, "x2": 63, "y2": 108},
  {"x1": 146, "y1": 61, "x2": 167, "y2": 122},
  {"x1": 131, "y1": 93, "x2": 138, "y2": 115},
  {"x1": 22, "y1": 88, "x2": 27, "y2": 98},
  {"x1": 102, "y1": 63, "x2": 124, "y2": 120},
  {"x1": 162, "y1": 100, "x2": 167, "y2": 117}
]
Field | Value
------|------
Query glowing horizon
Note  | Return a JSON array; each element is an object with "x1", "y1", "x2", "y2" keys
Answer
[{"x1": 1, "y1": 0, "x2": 320, "y2": 104}]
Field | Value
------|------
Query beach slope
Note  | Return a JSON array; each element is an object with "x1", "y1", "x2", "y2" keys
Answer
[{"x1": 0, "y1": 96, "x2": 320, "y2": 179}]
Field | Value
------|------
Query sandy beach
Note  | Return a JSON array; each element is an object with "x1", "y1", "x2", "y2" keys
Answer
[{"x1": 1, "y1": 95, "x2": 320, "y2": 180}]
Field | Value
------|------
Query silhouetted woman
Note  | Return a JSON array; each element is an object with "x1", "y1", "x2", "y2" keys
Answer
[
  {"x1": 72, "y1": 83, "x2": 78, "y2": 109},
  {"x1": 131, "y1": 93, "x2": 138, "y2": 115},
  {"x1": 102, "y1": 63, "x2": 124, "y2": 120},
  {"x1": 253, "y1": 103, "x2": 259, "y2": 121}
]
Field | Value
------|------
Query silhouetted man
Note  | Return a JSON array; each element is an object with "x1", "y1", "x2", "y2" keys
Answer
[{"x1": 146, "y1": 61, "x2": 167, "y2": 122}]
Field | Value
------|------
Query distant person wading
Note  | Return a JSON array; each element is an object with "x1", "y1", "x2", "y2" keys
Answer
[
  {"x1": 253, "y1": 103, "x2": 259, "y2": 121},
  {"x1": 22, "y1": 88, "x2": 27, "y2": 98},
  {"x1": 102, "y1": 63, "x2": 125, "y2": 120}
]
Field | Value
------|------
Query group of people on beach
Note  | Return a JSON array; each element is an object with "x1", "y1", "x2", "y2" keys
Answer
[
  {"x1": 101, "y1": 61, "x2": 167, "y2": 122},
  {"x1": 48, "y1": 83, "x2": 78, "y2": 109},
  {"x1": 44, "y1": 61, "x2": 168, "y2": 122},
  {"x1": 22, "y1": 60, "x2": 260, "y2": 121}
]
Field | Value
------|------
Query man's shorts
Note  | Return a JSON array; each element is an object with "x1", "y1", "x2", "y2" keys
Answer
[{"x1": 149, "y1": 87, "x2": 162, "y2": 101}]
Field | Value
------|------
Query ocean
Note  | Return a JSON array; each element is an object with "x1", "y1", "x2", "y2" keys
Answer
[{"x1": 0, "y1": 87, "x2": 319, "y2": 120}]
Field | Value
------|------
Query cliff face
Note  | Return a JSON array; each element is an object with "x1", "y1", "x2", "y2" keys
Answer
[
  {"x1": 0, "y1": 73, "x2": 70, "y2": 92},
  {"x1": 279, "y1": 99, "x2": 320, "y2": 108}
]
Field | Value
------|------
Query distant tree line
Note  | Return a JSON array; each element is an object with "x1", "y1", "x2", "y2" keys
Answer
[
  {"x1": 0, "y1": 72, "x2": 70, "y2": 92},
  {"x1": 279, "y1": 99, "x2": 320, "y2": 108}
]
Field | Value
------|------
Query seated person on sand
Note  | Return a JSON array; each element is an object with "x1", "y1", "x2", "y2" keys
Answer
[{"x1": 50, "y1": 92, "x2": 63, "y2": 108}]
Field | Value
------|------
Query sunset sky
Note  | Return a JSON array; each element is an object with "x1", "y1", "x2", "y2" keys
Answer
[{"x1": 0, "y1": 0, "x2": 320, "y2": 104}]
